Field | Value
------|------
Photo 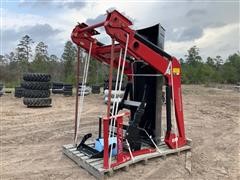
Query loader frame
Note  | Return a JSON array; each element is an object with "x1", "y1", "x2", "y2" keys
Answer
[{"x1": 64, "y1": 10, "x2": 191, "y2": 175}]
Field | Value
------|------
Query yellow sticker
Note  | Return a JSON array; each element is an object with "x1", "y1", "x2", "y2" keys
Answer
[{"x1": 173, "y1": 68, "x2": 180, "y2": 75}]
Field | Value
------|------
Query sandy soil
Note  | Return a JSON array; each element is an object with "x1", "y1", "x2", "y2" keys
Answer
[{"x1": 1, "y1": 85, "x2": 239, "y2": 180}]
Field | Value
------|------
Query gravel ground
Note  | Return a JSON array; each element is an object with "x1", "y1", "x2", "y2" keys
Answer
[{"x1": 1, "y1": 85, "x2": 239, "y2": 180}]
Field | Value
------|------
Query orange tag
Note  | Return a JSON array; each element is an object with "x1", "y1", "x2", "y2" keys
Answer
[{"x1": 173, "y1": 68, "x2": 180, "y2": 75}]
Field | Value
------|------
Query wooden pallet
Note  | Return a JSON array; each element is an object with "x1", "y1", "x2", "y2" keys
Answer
[{"x1": 63, "y1": 139, "x2": 192, "y2": 179}]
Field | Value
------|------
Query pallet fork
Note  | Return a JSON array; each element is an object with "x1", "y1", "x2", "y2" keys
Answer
[{"x1": 63, "y1": 9, "x2": 191, "y2": 178}]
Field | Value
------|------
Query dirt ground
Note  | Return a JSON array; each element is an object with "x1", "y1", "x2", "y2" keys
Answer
[{"x1": 1, "y1": 85, "x2": 239, "y2": 180}]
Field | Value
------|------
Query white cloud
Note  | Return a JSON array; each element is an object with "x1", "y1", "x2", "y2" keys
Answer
[
  {"x1": 1, "y1": 1, "x2": 239, "y2": 60},
  {"x1": 2, "y1": 9, "x2": 45, "y2": 30},
  {"x1": 165, "y1": 23, "x2": 240, "y2": 59}
]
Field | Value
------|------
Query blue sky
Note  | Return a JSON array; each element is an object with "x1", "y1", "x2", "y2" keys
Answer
[{"x1": 1, "y1": 0, "x2": 239, "y2": 60}]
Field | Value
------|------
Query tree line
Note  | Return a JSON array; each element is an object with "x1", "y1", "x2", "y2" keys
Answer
[
  {"x1": 0, "y1": 35, "x2": 239, "y2": 87},
  {"x1": 0, "y1": 35, "x2": 105, "y2": 87},
  {"x1": 181, "y1": 46, "x2": 240, "y2": 84}
]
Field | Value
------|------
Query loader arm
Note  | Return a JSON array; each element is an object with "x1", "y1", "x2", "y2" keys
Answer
[{"x1": 71, "y1": 10, "x2": 186, "y2": 149}]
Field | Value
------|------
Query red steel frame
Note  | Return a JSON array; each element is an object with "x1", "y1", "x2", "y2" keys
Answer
[
  {"x1": 71, "y1": 10, "x2": 187, "y2": 169},
  {"x1": 102, "y1": 112, "x2": 156, "y2": 169}
]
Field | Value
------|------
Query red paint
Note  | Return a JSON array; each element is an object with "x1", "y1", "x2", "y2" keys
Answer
[
  {"x1": 103, "y1": 118, "x2": 109, "y2": 169},
  {"x1": 116, "y1": 116, "x2": 123, "y2": 162},
  {"x1": 71, "y1": 10, "x2": 188, "y2": 169}
]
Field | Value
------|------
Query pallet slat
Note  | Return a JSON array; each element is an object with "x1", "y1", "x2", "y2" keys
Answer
[{"x1": 63, "y1": 139, "x2": 192, "y2": 179}]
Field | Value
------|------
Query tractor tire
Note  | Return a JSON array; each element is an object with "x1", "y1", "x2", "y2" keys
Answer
[
  {"x1": 14, "y1": 87, "x2": 23, "y2": 98},
  {"x1": 21, "y1": 81, "x2": 51, "y2": 90},
  {"x1": 0, "y1": 83, "x2": 3, "y2": 91},
  {"x1": 52, "y1": 82, "x2": 64, "y2": 87},
  {"x1": 23, "y1": 98, "x2": 52, "y2": 107},
  {"x1": 23, "y1": 89, "x2": 50, "y2": 98},
  {"x1": 63, "y1": 90, "x2": 73, "y2": 96},
  {"x1": 23, "y1": 73, "x2": 51, "y2": 82},
  {"x1": 63, "y1": 84, "x2": 73, "y2": 90},
  {"x1": 92, "y1": 85, "x2": 100, "y2": 94},
  {"x1": 52, "y1": 89, "x2": 64, "y2": 94}
]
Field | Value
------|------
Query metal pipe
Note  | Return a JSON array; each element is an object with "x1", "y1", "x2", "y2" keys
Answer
[
  {"x1": 79, "y1": 21, "x2": 105, "y2": 33},
  {"x1": 98, "y1": 116, "x2": 102, "y2": 139},
  {"x1": 74, "y1": 46, "x2": 81, "y2": 144},
  {"x1": 106, "y1": 39, "x2": 115, "y2": 169},
  {"x1": 106, "y1": 38, "x2": 115, "y2": 118}
]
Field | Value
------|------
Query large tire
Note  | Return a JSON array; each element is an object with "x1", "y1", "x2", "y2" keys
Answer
[
  {"x1": 63, "y1": 90, "x2": 73, "y2": 96},
  {"x1": 23, "y1": 98, "x2": 52, "y2": 107},
  {"x1": 15, "y1": 87, "x2": 23, "y2": 98},
  {"x1": 23, "y1": 73, "x2": 51, "y2": 82},
  {"x1": 92, "y1": 85, "x2": 100, "y2": 94},
  {"x1": 52, "y1": 89, "x2": 64, "y2": 94},
  {"x1": 21, "y1": 81, "x2": 51, "y2": 90},
  {"x1": 52, "y1": 82, "x2": 64, "y2": 87},
  {"x1": 63, "y1": 84, "x2": 73, "y2": 90},
  {"x1": 52, "y1": 82, "x2": 63, "y2": 90},
  {"x1": 0, "y1": 83, "x2": 3, "y2": 91},
  {"x1": 23, "y1": 89, "x2": 50, "y2": 98}
]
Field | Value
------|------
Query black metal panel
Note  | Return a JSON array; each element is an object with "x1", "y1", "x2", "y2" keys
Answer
[
  {"x1": 166, "y1": 85, "x2": 172, "y2": 132},
  {"x1": 133, "y1": 62, "x2": 157, "y2": 137},
  {"x1": 134, "y1": 33, "x2": 171, "y2": 59},
  {"x1": 136, "y1": 24, "x2": 165, "y2": 49}
]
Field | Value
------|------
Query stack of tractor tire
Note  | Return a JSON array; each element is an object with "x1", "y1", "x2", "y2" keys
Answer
[
  {"x1": 22, "y1": 73, "x2": 52, "y2": 107},
  {"x1": 52, "y1": 82, "x2": 64, "y2": 94},
  {"x1": 92, "y1": 85, "x2": 100, "y2": 94},
  {"x1": 14, "y1": 86, "x2": 24, "y2": 98},
  {"x1": 63, "y1": 84, "x2": 73, "y2": 96}
]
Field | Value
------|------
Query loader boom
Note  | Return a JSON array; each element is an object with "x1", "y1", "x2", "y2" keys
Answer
[{"x1": 71, "y1": 10, "x2": 186, "y2": 149}]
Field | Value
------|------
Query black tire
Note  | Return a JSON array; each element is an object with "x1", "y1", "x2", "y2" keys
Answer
[
  {"x1": 92, "y1": 85, "x2": 100, "y2": 94},
  {"x1": 92, "y1": 85, "x2": 100, "y2": 89},
  {"x1": 52, "y1": 86, "x2": 63, "y2": 90},
  {"x1": 23, "y1": 98, "x2": 52, "y2": 107},
  {"x1": 64, "y1": 90, "x2": 73, "y2": 96},
  {"x1": 23, "y1": 73, "x2": 51, "y2": 82},
  {"x1": 21, "y1": 81, "x2": 51, "y2": 90},
  {"x1": 15, "y1": 87, "x2": 23, "y2": 98},
  {"x1": 64, "y1": 84, "x2": 73, "y2": 88},
  {"x1": 92, "y1": 89, "x2": 100, "y2": 94},
  {"x1": 52, "y1": 82, "x2": 63, "y2": 90},
  {"x1": 23, "y1": 89, "x2": 50, "y2": 98},
  {"x1": 52, "y1": 89, "x2": 64, "y2": 94},
  {"x1": 52, "y1": 82, "x2": 64, "y2": 86},
  {"x1": 0, "y1": 84, "x2": 3, "y2": 91},
  {"x1": 64, "y1": 88, "x2": 73, "y2": 91},
  {"x1": 63, "y1": 84, "x2": 73, "y2": 90}
]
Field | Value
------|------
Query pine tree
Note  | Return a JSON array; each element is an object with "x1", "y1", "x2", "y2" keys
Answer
[
  {"x1": 185, "y1": 46, "x2": 202, "y2": 66},
  {"x1": 32, "y1": 42, "x2": 49, "y2": 73},
  {"x1": 16, "y1": 35, "x2": 34, "y2": 73},
  {"x1": 206, "y1": 57, "x2": 215, "y2": 67},
  {"x1": 62, "y1": 41, "x2": 77, "y2": 83},
  {"x1": 214, "y1": 55, "x2": 223, "y2": 70}
]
